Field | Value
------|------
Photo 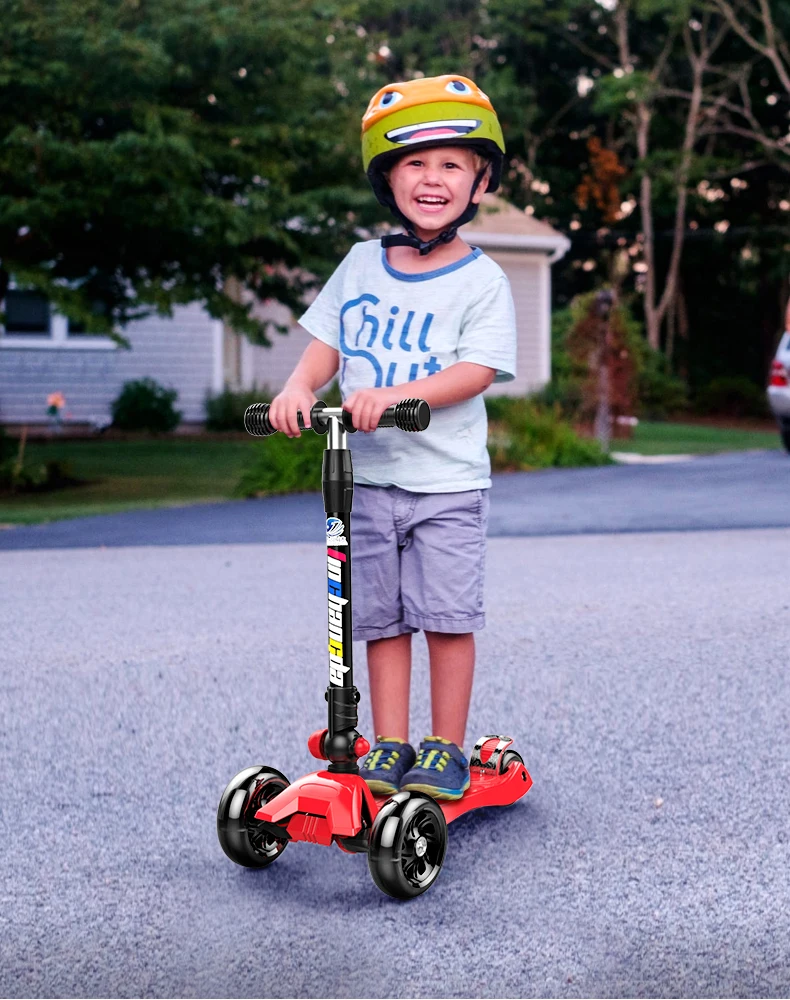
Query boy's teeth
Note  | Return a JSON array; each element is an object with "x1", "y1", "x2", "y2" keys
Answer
[{"x1": 417, "y1": 197, "x2": 447, "y2": 204}]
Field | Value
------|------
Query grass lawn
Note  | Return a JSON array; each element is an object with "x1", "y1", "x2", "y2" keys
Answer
[
  {"x1": 0, "y1": 420, "x2": 784, "y2": 526},
  {"x1": 0, "y1": 437, "x2": 252, "y2": 525},
  {"x1": 611, "y1": 420, "x2": 782, "y2": 456}
]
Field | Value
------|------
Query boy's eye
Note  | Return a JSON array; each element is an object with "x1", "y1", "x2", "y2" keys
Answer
[
  {"x1": 377, "y1": 90, "x2": 403, "y2": 109},
  {"x1": 445, "y1": 80, "x2": 473, "y2": 96}
]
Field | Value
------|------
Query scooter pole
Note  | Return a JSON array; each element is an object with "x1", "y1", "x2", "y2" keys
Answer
[{"x1": 322, "y1": 411, "x2": 362, "y2": 773}]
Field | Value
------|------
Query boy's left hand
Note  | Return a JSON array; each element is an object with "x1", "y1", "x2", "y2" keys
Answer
[{"x1": 343, "y1": 386, "x2": 402, "y2": 433}]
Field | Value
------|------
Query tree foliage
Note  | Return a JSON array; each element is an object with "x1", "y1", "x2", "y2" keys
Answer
[
  {"x1": 1, "y1": 0, "x2": 788, "y2": 390},
  {"x1": 0, "y1": 0, "x2": 376, "y2": 341}
]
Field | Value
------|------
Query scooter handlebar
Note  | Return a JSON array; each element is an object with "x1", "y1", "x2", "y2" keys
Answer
[{"x1": 244, "y1": 398, "x2": 431, "y2": 437}]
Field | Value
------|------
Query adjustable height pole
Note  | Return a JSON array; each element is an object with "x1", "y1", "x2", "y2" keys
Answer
[{"x1": 322, "y1": 416, "x2": 363, "y2": 773}]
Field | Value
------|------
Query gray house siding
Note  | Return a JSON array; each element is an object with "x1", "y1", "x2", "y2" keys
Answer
[{"x1": 0, "y1": 303, "x2": 222, "y2": 426}]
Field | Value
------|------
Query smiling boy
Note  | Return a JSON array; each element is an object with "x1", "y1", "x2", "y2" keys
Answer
[{"x1": 269, "y1": 75, "x2": 517, "y2": 800}]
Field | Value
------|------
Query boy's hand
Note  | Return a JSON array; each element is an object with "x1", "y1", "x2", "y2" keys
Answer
[
  {"x1": 343, "y1": 386, "x2": 402, "y2": 433},
  {"x1": 268, "y1": 383, "x2": 317, "y2": 438}
]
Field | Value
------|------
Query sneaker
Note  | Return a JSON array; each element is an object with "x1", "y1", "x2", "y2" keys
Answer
[
  {"x1": 400, "y1": 737, "x2": 470, "y2": 801},
  {"x1": 360, "y1": 738, "x2": 416, "y2": 796}
]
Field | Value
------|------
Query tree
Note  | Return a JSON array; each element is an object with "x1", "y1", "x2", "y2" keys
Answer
[
  {"x1": 0, "y1": 0, "x2": 375, "y2": 342},
  {"x1": 707, "y1": 0, "x2": 790, "y2": 165}
]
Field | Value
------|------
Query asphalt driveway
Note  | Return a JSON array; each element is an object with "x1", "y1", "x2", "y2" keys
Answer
[{"x1": 1, "y1": 450, "x2": 789, "y2": 998}]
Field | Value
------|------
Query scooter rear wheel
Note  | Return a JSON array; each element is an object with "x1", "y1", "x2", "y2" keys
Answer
[
  {"x1": 499, "y1": 749, "x2": 524, "y2": 774},
  {"x1": 217, "y1": 765, "x2": 289, "y2": 868},
  {"x1": 368, "y1": 791, "x2": 447, "y2": 899}
]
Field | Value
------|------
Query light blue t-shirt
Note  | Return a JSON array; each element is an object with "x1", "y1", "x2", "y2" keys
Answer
[{"x1": 298, "y1": 239, "x2": 517, "y2": 492}]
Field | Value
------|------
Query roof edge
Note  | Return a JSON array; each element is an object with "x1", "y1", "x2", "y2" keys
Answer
[{"x1": 466, "y1": 231, "x2": 571, "y2": 262}]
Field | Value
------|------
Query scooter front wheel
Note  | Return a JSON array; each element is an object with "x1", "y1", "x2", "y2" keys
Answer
[
  {"x1": 217, "y1": 765, "x2": 289, "y2": 868},
  {"x1": 368, "y1": 791, "x2": 447, "y2": 899}
]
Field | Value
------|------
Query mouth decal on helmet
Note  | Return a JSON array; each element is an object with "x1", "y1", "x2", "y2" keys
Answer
[{"x1": 385, "y1": 119, "x2": 481, "y2": 144}]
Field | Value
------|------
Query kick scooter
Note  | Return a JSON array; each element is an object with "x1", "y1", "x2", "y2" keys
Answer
[{"x1": 217, "y1": 398, "x2": 532, "y2": 899}]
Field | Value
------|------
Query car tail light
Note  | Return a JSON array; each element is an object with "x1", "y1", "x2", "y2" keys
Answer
[{"x1": 769, "y1": 360, "x2": 789, "y2": 387}]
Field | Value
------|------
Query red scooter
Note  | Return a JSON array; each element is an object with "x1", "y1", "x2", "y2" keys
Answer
[{"x1": 217, "y1": 399, "x2": 532, "y2": 899}]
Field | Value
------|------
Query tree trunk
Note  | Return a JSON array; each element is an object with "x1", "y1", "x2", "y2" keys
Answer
[
  {"x1": 594, "y1": 290, "x2": 614, "y2": 450},
  {"x1": 636, "y1": 104, "x2": 660, "y2": 350}
]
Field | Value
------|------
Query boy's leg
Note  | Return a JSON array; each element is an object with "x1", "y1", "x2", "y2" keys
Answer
[
  {"x1": 367, "y1": 633, "x2": 412, "y2": 742},
  {"x1": 425, "y1": 631, "x2": 475, "y2": 749}
]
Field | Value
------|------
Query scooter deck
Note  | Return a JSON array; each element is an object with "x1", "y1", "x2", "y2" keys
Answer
[{"x1": 375, "y1": 757, "x2": 533, "y2": 823}]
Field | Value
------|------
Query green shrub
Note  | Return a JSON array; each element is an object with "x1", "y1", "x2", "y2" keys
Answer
[
  {"x1": 694, "y1": 375, "x2": 769, "y2": 419},
  {"x1": 111, "y1": 377, "x2": 181, "y2": 433},
  {"x1": 485, "y1": 396, "x2": 611, "y2": 470},
  {"x1": 0, "y1": 456, "x2": 83, "y2": 493},
  {"x1": 0, "y1": 426, "x2": 16, "y2": 463},
  {"x1": 546, "y1": 296, "x2": 689, "y2": 421},
  {"x1": 638, "y1": 352, "x2": 689, "y2": 420},
  {"x1": 236, "y1": 428, "x2": 326, "y2": 497},
  {"x1": 205, "y1": 386, "x2": 272, "y2": 431}
]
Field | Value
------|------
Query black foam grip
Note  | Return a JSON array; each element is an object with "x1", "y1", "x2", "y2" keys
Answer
[
  {"x1": 391, "y1": 398, "x2": 431, "y2": 432},
  {"x1": 244, "y1": 403, "x2": 276, "y2": 437}
]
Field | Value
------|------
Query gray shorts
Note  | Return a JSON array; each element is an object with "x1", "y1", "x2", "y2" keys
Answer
[{"x1": 350, "y1": 485, "x2": 490, "y2": 641}]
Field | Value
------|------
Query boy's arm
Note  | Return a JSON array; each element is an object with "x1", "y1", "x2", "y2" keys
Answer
[
  {"x1": 344, "y1": 362, "x2": 496, "y2": 434},
  {"x1": 269, "y1": 335, "x2": 339, "y2": 437}
]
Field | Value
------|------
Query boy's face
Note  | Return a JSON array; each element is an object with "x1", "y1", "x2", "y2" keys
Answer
[{"x1": 387, "y1": 145, "x2": 488, "y2": 242}]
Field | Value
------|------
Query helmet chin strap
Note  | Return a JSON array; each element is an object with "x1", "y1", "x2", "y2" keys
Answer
[{"x1": 380, "y1": 166, "x2": 489, "y2": 256}]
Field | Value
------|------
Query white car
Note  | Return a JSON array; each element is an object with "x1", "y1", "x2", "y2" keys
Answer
[{"x1": 768, "y1": 331, "x2": 790, "y2": 453}]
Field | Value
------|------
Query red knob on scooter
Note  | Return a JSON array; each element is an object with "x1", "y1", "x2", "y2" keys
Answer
[
  {"x1": 307, "y1": 728, "x2": 328, "y2": 760},
  {"x1": 353, "y1": 736, "x2": 370, "y2": 758}
]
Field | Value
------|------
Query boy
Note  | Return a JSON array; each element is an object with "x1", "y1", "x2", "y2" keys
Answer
[{"x1": 269, "y1": 75, "x2": 517, "y2": 800}]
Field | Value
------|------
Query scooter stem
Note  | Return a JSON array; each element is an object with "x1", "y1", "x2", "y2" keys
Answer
[{"x1": 322, "y1": 414, "x2": 363, "y2": 774}]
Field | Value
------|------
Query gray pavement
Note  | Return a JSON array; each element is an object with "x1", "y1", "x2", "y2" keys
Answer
[
  {"x1": 1, "y1": 452, "x2": 790, "y2": 998},
  {"x1": 1, "y1": 449, "x2": 789, "y2": 550}
]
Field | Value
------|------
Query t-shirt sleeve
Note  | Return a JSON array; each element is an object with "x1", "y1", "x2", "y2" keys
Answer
[
  {"x1": 457, "y1": 274, "x2": 517, "y2": 383},
  {"x1": 297, "y1": 244, "x2": 359, "y2": 350}
]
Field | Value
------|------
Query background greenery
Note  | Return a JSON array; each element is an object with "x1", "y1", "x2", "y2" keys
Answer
[{"x1": 2, "y1": 0, "x2": 789, "y2": 391}]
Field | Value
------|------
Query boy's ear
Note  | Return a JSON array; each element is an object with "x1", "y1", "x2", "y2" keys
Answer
[{"x1": 471, "y1": 164, "x2": 491, "y2": 203}]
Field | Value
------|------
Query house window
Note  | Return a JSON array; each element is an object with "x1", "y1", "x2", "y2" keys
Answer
[
  {"x1": 4, "y1": 290, "x2": 51, "y2": 335},
  {"x1": 0, "y1": 287, "x2": 116, "y2": 350}
]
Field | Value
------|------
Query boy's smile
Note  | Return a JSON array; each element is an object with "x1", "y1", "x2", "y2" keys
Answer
[{"x1": 387, "y1": 146, "x2": 488, "y2": 242}]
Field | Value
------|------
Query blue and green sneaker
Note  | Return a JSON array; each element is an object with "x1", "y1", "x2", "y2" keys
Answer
[
  {"x1": 360, "y1": 738, "x2": 416, "y2": 796},
  {"x1": 400, "y1": 736, "x2": 470, "y2": 801}
]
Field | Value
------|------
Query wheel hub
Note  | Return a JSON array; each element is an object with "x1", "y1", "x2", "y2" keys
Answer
[{"x1": 414, "y1": 835, "x2": 428, "y2": 857}]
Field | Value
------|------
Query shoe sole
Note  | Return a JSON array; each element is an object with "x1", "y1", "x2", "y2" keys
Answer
[
  {"x1": 400, "y1": 779, "x2": 470, "y2": 801},
  {"x1": 364, "y1": 778, "x2": 399, "y2": 796}
]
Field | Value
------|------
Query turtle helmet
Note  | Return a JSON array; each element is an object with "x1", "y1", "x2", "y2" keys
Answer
[{"x1": 361, "y1": 74, "x2": 506, "y2": 254}]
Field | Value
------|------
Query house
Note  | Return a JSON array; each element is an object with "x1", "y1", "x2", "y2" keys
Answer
[{"x1": 0, "y1": 197, "x2": 569, "y2": 430}]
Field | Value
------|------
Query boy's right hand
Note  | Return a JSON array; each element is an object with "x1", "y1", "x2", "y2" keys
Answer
[{"x1": 268, "y1": 384, "x2": 317, "y2": 438}]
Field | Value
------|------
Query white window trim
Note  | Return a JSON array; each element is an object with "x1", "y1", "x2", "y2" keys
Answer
[{"x1": 0, "y1": 288, "x2": 118, "y2": 350}]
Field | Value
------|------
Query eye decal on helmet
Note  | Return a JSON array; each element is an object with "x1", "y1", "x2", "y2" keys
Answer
[
  {"x1": 446, "y1": 80, "x2": 473, "y2": 95},
  {"x1": 377, "y1": 90, "x2": 404, "y2": 109}
]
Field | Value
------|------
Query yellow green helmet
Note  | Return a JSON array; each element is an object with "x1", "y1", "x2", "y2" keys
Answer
[
  {"x1": 361, "y1": 75, "x2": 506, "y2": 253},
  {"x1": 362, "y1": 74, "x2": 505, "y2": 199}
]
